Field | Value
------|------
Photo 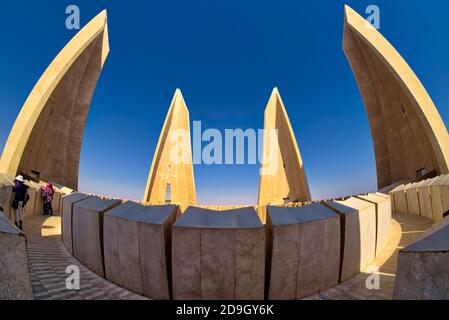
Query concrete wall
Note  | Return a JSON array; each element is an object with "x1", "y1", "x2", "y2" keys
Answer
[
  {"x1": 356, "y1": 193, "x2": 391, "y2": 256},
  {"x1": 0, "y1": 174, "x2": 14, "y2": 220},
  {"x1": 61, "y1": 193, "x2": 92, "y2": 254},
  {"x1": 326, "y1": 197, "x2": 377, "y2": 282},
  {"x1": 103, "y1": 202, "x2": 178, "y2": 299},
  {"x1": 266, "y1": 204, "x2": 340, "y2": 299},
  {"x1": 393, "y1": 215, "x2": 449, "y2": 299},
  {"x1": 58, "y1": 192, "x2": 394, "y2": 300},
  {"x1": 72, "y1": 196, "x2": 121, "y2": 277},
  {"x1": 0, "y1": 211, "x2": 34, "y2": 299},
  {"x1": 389, "y1": 174, "x2": 449, "y2": 221},
  {"x1": 172, "y1": 207, "x2": 265, "y2": 300}
]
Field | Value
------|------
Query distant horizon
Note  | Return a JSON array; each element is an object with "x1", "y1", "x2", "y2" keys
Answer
[{"x1": 1, "y1": 0, "x2": 449, "y2": 204}]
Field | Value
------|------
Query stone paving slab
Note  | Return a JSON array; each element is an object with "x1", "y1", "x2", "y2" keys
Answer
[{"x1": 23, "y1": 215, "x2": 148, "y2": 300}]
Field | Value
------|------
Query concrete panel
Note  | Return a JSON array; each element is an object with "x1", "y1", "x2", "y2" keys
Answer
[
  {"x1": 172, "y1": 226, "x2": 201, "y2": 299},
  {"x1": 357, "y1": 193, "x2": 392, "y2": 255},
  {"x1": 27, "y1": 181, "x2": 43, "y2": 216},
  {"x1": 326, "y1": 197, "x2": 376, "y2": 280},
  {"x1": 418, "y1": 178, "x2": 437, "y2": 220},
  {"x1": 140, "y1": 221, "x2": 173, "y2": 299},
  {"x1": 393, "y1": 216, "x2": 449, "y2": 299},
  {"x1": 61, "y1": 193, "x2": 92, "y2": 254},
  {"x1": 0, "y1": 211, "x2": 34, "y2": 299},
  {"x1": 72, "y1": 196, "x2": 121, "y2": 277},
  {"x1": 374, "y1": 192, "x2": 392, "y2": 217},
  {"x1": 405, "y1": 181, "x2": 424, "y2": 216},
  {"x1": 429, "y1": 175, "x2": 449, "y2": 221},
  {"x1": 22, "y1": 183, "x2": 37, "y2": 218},
  {"x1": 391, "y1": 184, "x2": 409, "y2": 214},
  {"x1": 201, "y1": 228, "x2": 235, "y2": 299},
  {"x1": 172, "y1": 207, "x2": 265, "y2": 300},
  {"x1": 103, "y1": 202, "x2": 177, "y2": 299},
  {"x1": 0, "y1": 174, "x2": 14, "y2": 220},
  {"x1": 103, "y1": 213, "x2": 121, "y2": 286},
  {"x1": 118, "y1": 218, "x2": 142, "y2": 294},
  {"x1": 268, "y1": 223, "x2": 299, "y2": 299},
  {"x1": 267, "y1": 204, "x2": 340, "y2": 299},
  {"x1": 52, "y1": 191, "x2": 62, "y2": 215},
  {"x1": 440, "y1": 174, "x2": 449, "y2": 215},
  {"x1": 235, "y1": 227, "x2": 265, "y2": 300}
]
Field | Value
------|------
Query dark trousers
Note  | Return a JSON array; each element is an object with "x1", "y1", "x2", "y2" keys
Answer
[{"x1": 43, "y1": 202, "x2": 53, "y2": 215}]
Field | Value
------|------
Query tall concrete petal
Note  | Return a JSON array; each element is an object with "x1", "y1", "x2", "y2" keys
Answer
[
  {"x1": 343, "y1": 5, "x2": 449, "y2": 189},
  {"x1": 143, "y1": 89, "x2": 197, "y2": 205},
  {"x1": 258, "y1": 88, "x2": 311, "y2": 205},
  {"x1": 0, "y1": 10, "x2": 110, "y2": 190}
]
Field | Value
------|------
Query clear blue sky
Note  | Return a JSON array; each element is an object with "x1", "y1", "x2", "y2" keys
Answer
[{"x1": 1, "y1": 0, "x2": 449, "y2": 204}]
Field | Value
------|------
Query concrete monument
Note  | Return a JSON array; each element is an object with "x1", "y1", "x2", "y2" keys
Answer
[
  {"x1": 343, "y1": 5, "x2": 449, "y2": 189},
  {"x1": 258, "y1": 88, "x2": 311, "y2": 205},
  {"x1": 143, "y1": 89, "x2": 197, "y2": 205},
  {"x1": 0, "y1": 11, "x2": 110, "y2": 190}
]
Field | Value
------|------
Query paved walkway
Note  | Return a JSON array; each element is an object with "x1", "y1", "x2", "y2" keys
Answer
[
  {"x1": 22, "y1": 212, "x2": 434, "y2": 300},
  {"x1": 23, "y1": 215, "x2": 147, "y2": 300}
]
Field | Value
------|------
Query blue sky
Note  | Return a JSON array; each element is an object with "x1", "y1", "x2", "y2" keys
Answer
[{"x1": 1, "y1": 0, "x2": 449, "y2": 204}]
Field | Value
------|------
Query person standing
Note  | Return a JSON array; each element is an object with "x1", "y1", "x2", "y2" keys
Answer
[
  {"x1": 41, "y1": 183, "x2": 55, "y2": 216},
  {"x1": 12, "y1": 175, "x2": 28, "y2": 230}
]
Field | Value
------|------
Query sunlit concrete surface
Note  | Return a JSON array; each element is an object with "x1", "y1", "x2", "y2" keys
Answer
[
  {"x1": 18, "y1": 211, "x2": 434, "y2": 300},
  {"x1": 304, "y1": 213, "x2": 434, "y2": 300},
  {"x1": 0, "y1": 11, "x2": 109, "y2": 190}
]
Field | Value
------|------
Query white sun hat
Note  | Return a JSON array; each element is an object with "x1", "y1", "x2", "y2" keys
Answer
[{"x1": 15, "y1": 175, "x2": 25, "y2": 182}]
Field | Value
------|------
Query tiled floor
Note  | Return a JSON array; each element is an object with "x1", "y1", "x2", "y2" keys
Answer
[
  {"x1": 22, "y1": 212, "x2": 434, "y2": 300},
  {"x1": 23, "y1": 215, "x2": 147, "y2": 300}
]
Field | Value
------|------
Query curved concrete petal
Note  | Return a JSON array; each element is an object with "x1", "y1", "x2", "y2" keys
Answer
[
  {"x1": 343, "y1": 5, "x2": 449, "y2": 189},
  {"x1": 0, "y1": 11, "x2": 110, "y2": 190}
]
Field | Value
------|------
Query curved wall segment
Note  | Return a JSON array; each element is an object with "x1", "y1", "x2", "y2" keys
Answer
[
  {"x1": 0, "y1": 11, "x2": 110, "y2": 190},
  {"x1": 343, "y1": 5, "x2": 449, "y2": 189}
]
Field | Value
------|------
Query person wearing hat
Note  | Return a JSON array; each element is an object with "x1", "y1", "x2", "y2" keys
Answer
[{"x1": 12, "y1": 175, "x2": 29, "y2": 230}]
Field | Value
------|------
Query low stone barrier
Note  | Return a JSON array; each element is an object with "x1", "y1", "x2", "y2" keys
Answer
[
  {"x1": 429, "y1": 175, "x2": 449, "y2": 221},
  {"x1": 326, "y1": 197, "x2": 376, "y2": 282},
  {"x1": 172, "y1": 206, "x2": 265, "y2": 300},
  {"x1": 393, "y1": 215, "x2": 449, "y2": 299},
  {"x1": 103, "y1": 202, "x2": 178, "y2": 299},
  {"x1": 0, "y1": 174, "x2": 14, "y2": 220},
  {"x1": 55, "y1": 191, "x2": 394, "y2": 300},
  {"x1": 405, "y1": 181, "x2": 424, "y2": 216},
  {"x1": 27, "y1": 181, "x2": 44, "y2": 216},
  {"x1": 266, "y1": 203, "x2": 340, "y2": 299},
  {"x1": 356, "y1": 193, "x2": 391, "y2": 256},
  {"x1": 418, "y1": 177, "x2": 437, "y2": 220},
  {"x1": 21, "y1": 181, "x2": 38, "y2": 218},
  {"x1": 390, "y1": 183, "x2": 409, "y2": 214},
  {"x1": 61, "y1": 193, "x2": 92, "y2": 254},
  {"x1": 72, "y1": 196, "x2": 121, "y2": 276},
  {"x1": 388, "y1": 174, "x2": 449, "y2": 221},
  {"x1": 0, "y1": 210, "x2": 34, "y2": 299}
]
